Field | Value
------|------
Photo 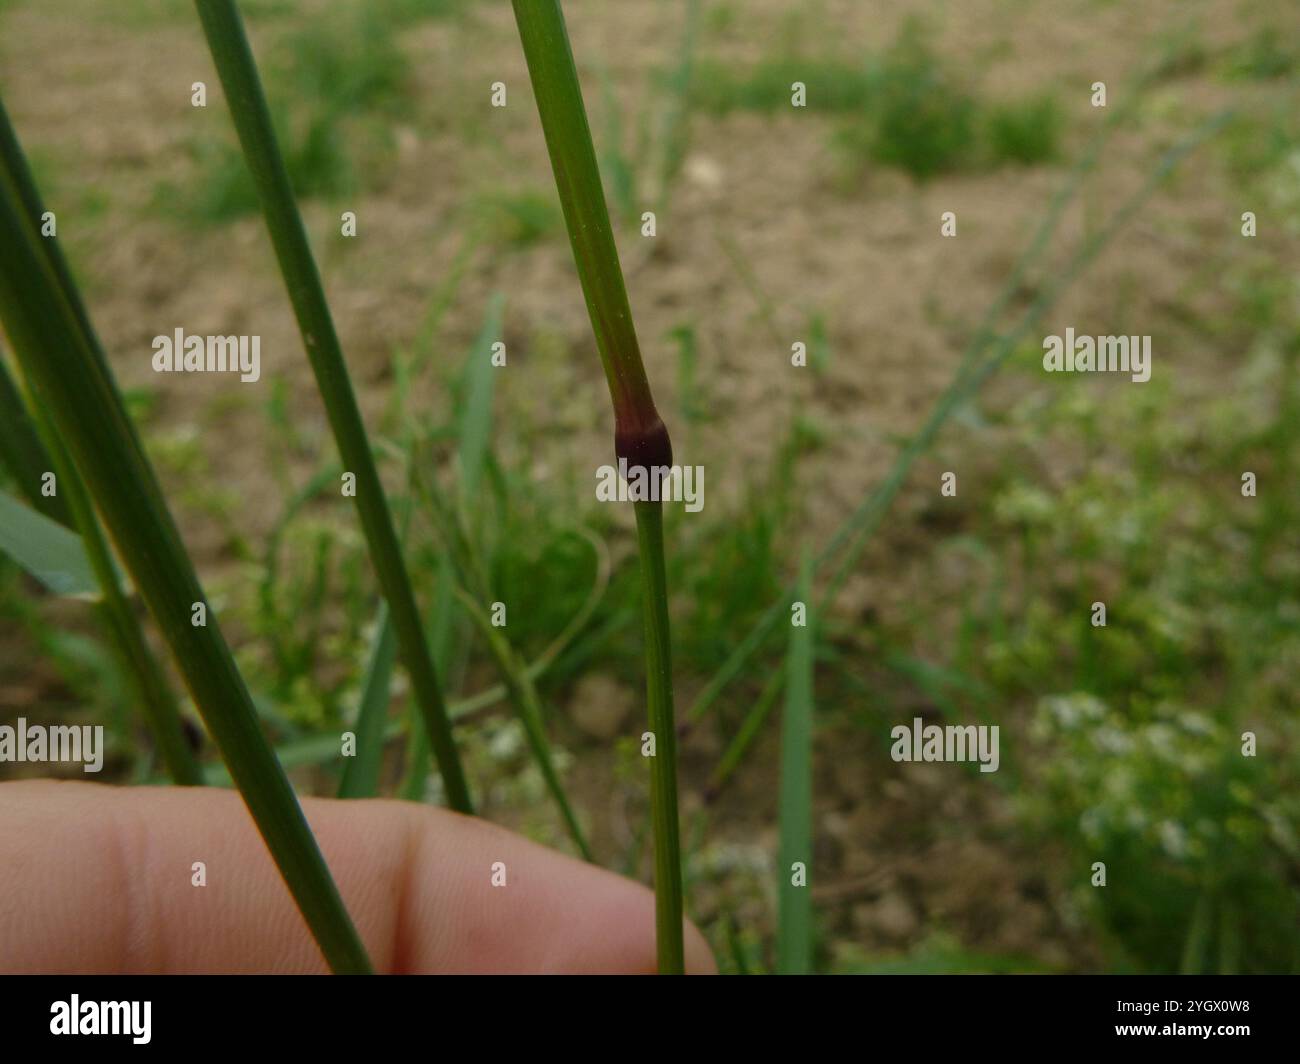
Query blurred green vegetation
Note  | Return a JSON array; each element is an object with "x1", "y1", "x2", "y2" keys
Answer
[
  {"x1": 985, "y1": 312, "x2": 1299, "y2": 972},
  {"x1": 696, "y1": 19, "x2": 1063, "y2": 179},
  {"x1": 162, "y1": 7, "x2": 413, "y2": 222},
  {"x1": 984, "y1": 95, "x2": 1063, "y2": 167}
]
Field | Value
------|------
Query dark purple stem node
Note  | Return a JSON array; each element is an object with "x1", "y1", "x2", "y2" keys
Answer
[{"x1": 614, "y1": 414, "x2": 673, "y2": 474}]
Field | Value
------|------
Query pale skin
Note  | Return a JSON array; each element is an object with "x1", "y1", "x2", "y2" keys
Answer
[{"x1": 0, "y1": 781, "x2": 715, "y2": 974}]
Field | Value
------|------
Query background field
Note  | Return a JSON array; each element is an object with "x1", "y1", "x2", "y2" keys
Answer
[{"x1": 1, "y1": 0, "x2": 1297, "y2": 973}]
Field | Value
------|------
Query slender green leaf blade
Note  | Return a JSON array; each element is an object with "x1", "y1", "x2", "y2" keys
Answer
[
  {"x1": 0, "y1": 354, "x2": 72, "y2": 526},
  {"x1": 777, "y1": 551, "x2": 814, "y2": 974},
  {"x1": 0, "y1": 487, "x2": 98, "y2": 598},
  {"x1": 337, "y1": 602, "x2": 397, "y2": 799},
  {"x1": 455, "y1": 586, "x2": 592, "y2": 860},
  {"x1": 707, "y1": 665, "x2": 782, "y2": 798},
  {"x1": 402, "y1": 294, "x2": 503, "y2": 797},
  {"x1": 458, "y1": 294, "x2": 504, "y2": 501},
  {"x1": 194, "y1": 0, "x2": 473, "y2": 814}
]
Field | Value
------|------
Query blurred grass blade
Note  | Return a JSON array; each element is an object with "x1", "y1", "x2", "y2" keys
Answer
[
  {"x1": 0, "y1": 95, "x2": 371, "y2": 974},
  {"x1": 196, "y1": 546, "x2": 614, "y2": 788},
  {"x1": 400, "y1": 555, "x2": 457, "y2": 800},
  {"x1": 1180, "y1": 889, "x2": 1213, "y2": 975},
  {"x1": 0, "y1": 488, "x2": 98, "y2": 598},
  {"x1": 337, "y1": 602, "x2": 397, "y2": 799},
  {"x1": 652, "y1": 0, "x2": 702, "y2": 217},
  {"x1": 458, "y1": 294, "x2": 504, "y2": 504},
  {"x1": 194, "y1": 0, "x2": 473, "y2": 814},
  {"x1": 455, "y1": 588, "x2": 593, "y2": 860},
  {"x1": 1218, "y1": 900, "x2": 1240, "y2": 975},
  {"x1": 512, "y1": 0, "x2": 684, "y2": 974},
  {"x1": 342, "y1": 488, "x2": 415, "y2": 800},
  {"x1": 403, "y1": 294, "x2": 503, "y2": 796},
  {"x1": 0, "y1": 353, "x2": 72, "y2": 526},
  {"x1": 777, "y1": 552, "x2": 814, "y2": 974},
  {"x1": 202, "y1": 535, "x2": 609, "y2": 785},
  {"x1": 706, "y1": 666, "x2": 782, "y2": 800}
]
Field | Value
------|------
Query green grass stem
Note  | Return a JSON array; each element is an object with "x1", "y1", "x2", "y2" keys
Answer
[
  {"x1": 511, "y1": 0, "x2": 684, "y2": 972},
  {"x1": 633, "y1": 501, "x2": 685, "y2": 972},
  {"x1": 193, "y1": 0, "x2": 472, "y2": 813}
]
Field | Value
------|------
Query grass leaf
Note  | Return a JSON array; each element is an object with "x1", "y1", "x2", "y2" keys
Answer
[
  {"x1": 777, "y1": 551, "x2": 814, "y2": 974},
  {"x1": 0, "y1": 488, "x2": 99, "y2": 599},
  {"x1": 454, "y1": 587, "x2": 593, "y2": 861},
  {"x1": 401, "y1": 294, "x2": 503, "y2": 797},
  {"x1": 458, "y1": 294, "x2": 505, "y2": 503},
  {"x1": 336, "y1": 602, "x2": 397, "y2": 799},
  {"x1": 0, "y1": 353, "x2": 73, "y2": 526},
  {"x1": 194, "y1": 0, "x2": 472, "y2": 813}
]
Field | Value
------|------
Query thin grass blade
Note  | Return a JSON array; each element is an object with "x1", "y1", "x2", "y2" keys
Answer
[
  {"x1": 193, "y1": 0, "x2": 472, "y2": 813},
  {"x1": 776, "y1": 551, "x2": 814, "y2": 974},
  {"x1": 401, "y1": 294, "x2": 502, "y2": 796},
  {"x1": 0, "y1": 353, "x2": 72, "y2": 526},
  {"x1": 455, "y1": 587, "x2": 593, "y2": 861},
  {"x1": 0, "y1": 488, "x2": 98, "y2": 599},
  {"x1": 457, "y1": 294, "x2": 504, "y2": 504},
  {"x1": 337, "y1": 601, "x2": 397, "y2": 799},
  {"x1": 705, "y1": 666, "x2": 782, "y2": 800}
]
